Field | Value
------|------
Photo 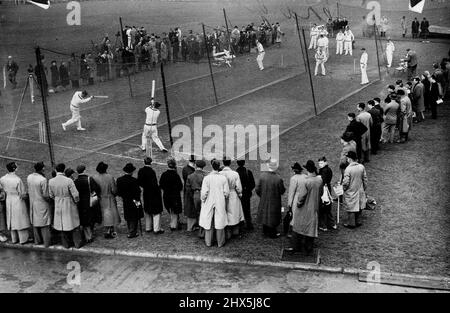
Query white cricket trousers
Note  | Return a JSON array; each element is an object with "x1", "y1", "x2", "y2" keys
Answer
[
  {"x1": 386, "y1": 52, "x2": 393, "y2": 68},
  {"x1": 361, "y1": 64, "x2": 369, "y2": 84},
  {"x1": 315, "y1": 60, "x2": 326, "y2": 75},
  {"x1": 62, "y1": 105, "x2": 82, "y2": 129},
  {"x1": 344, "y1": 41, "x2": 352, "y2": 55},
  {"x1": 309, "y1": 35, "x2": 318, "y2": 49},
  {"x1": 141, "y1": 125, "x2": 166, "y2": 151},
  {"x1": 144, "y1": 213, "x2": 161, "y2": 232},
  {"x1": 336, "y1": 41, "x2": 343, "y2": 54},
  {"x1": 256, "y1": 52, "x2": 265, "y2": 70}
]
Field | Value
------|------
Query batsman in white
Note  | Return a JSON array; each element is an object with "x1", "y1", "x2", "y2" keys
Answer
[
  {"x1": 62, "y1": 90, "x2": 105, "y2": 131},
  {"x1": 139, "y1": 98, "x2": 168, "y2": 153}
]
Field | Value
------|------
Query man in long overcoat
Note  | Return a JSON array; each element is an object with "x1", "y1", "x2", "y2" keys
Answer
[
  {"x1": 342, "y1": 151, "x2": 367, "y2": 228},
  {"x1": 345, "y1": 112, "x2": 367, "y2": 163},
  {"x1": 220, "y1": 158, "x2": 245, "y2": 239},
  {"x1": 137, "y1": 157, "x2": 164, "y2": 234},
  {"x1": 199, "y1": 159, "x2": 229, "y2": 247},
  {"x1": 236, "y1": 160, "x2": 255, "y2": 230},
  {"x1": 287, "y1": 163, "x2": 307, "y2": 233},
  {"x1": 182, "y1": 155, "x2": 196, "y2": 229},
  {"x1": 74, "y1": 165, "x2": 100, "y2": 243},
  {"x1": 27, "y1": 161, "x2": 52, "y2": 247},
  {"x1": 185, "y1": 160, "x2": 206, "y2": 232},
  {"x1": 159, "y1": 158, "x2": 183, "y2": 231},
  {"x1": 356, "y1": 102, "x2": 373, "y2": 163},
  {"x1": 117, "y1": 163, "x2": 143, "y2": 238},
  {"x1": 0, "y1": 162, "x2": 31, "y2": 244},
  {"x1": 411, "y1": 77, "x2": 425, "y2": 122},
  {"x1": 287, "y1": 160, "x2": 323, "y2": 254},
  {"x1": 49, "y1": 163, "x2": 82, "y2": 248},
  {"x1": 256, "y1": 159, "x2": 286, "y2": 238}
]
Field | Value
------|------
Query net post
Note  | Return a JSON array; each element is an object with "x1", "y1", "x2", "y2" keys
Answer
[
  {"x1": 295, "y1": 13, "x2": 308, "y2": 72},
  {"x1": 301, "y1": 28, "x2": 318, "y2": 116},
  {"x1": 202, "y1": 23, "x2": 219, "y2": 106},
  {"x1": 35, "y1": 46, "x2": 55, "y2": 167},
  {"x1": 160, "y1": 62, "x2": 173, "y2": 147}
]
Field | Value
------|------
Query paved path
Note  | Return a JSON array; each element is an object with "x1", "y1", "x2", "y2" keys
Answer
[{"x1": 0, "y1": 248, "x2": 439, "y2": 293}]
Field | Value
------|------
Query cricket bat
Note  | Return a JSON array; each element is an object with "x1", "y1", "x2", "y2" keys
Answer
[
  {"x1": 151, "y1": 80, "x2": 155, "y2": 98},
  {"x1": 93, "y1": 95, "x2": 109, "y2": 98},
  {"x1": 3, "y1": 67, "x2": 5, "y2": 89}
]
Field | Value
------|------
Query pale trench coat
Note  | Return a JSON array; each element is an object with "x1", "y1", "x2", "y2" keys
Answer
[
  {"x1": 48, "y1": 173, "x2": 80, "y2": 231},
  {"x1": 287, "y1": 173, "x2": 308, "y2": 227},
  {"x1": 199, "y1": 171, "x2": 230, "y2": 230},
  {"x1": 220, "y1": 167, "x2": 245, "y2": 226},
  {"x1": 293, "y1": 174, "x2": 323, "y2": 238},
  {"x1": 27, "y1": 173, "x2": 51, "y2": 227},
  {"x1": 342, "y1": 162, "x2": 367, "y2": 212},
  {"x1": 356, "y1": 111, "x2": 372, "y2": 151},
  {"x1": 93, "y1": 173, "x2": 121, "y2": 227},
  {"x1": 0, "y1": 173, "x2": 31, "y2": 231}
]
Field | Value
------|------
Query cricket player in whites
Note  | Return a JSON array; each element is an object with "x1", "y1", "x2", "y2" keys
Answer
[
  {"x1": 335, "y1": 29, "x2": 344, "y2": 55},
  {"x1": 385, "y1": 38, "x2": 395, "y2": 69},
  {"x1": 360, "y1": 48, "x2": 369, "y2": 85},
  {"x1": 343, "y1": 26, "x2": 354, "y2": 56},
  {"x1": 255, "y1": 39, "x2": 265, "y2": 71},
  {"x1": 314, "y1": 47, "x2": 326, "y2": 76},
  {"x1": 62, "y1": 90, "x2": 94, "y2": 131},
  {"x1": 309, "y1": 23, "x2": 319, "y2": 50},
  {"x1": 140, "y1": 98, "x2": 168, "y2": 153}
]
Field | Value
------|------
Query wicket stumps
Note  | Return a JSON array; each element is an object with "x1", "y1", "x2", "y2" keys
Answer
[{"x1": 38, "y1": 121, "x2": 47, "y2": 144}]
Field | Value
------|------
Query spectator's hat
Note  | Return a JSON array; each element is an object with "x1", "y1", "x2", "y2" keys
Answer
[
  {"x1": 291, "y1": 162, "x2": 302, "y2": 171},
  {"x1": 189, "y1": 154, "x2": 196, "y2": 162},
  {"x1": 346, "y1": 151, "x2": 358, "y2": 160},
  {"x1": 303, "y1": 160, "x2": 317, "y2": 173},
  {"x1": 195, "y1": 159, "x2": 206, "y2": 168},
  {"x1": 267, "y1": 158, "x2": 279, "y2": 171},
  {"x1": 123, "y1": 163, "x2": 136, "y2": 173}
]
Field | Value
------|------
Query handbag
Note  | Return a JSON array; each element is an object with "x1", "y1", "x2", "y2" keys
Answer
[
  {"x1": 321, "y1": 185, "x2": 332, "y2": 205},
  {"x1": 88, "y1": 177, "x2": 98, "y2": 208}
]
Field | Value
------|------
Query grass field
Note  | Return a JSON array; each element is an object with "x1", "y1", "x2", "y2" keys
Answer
[{"x1": 0, "y1": 0, "x2": 449, "y2": 277}]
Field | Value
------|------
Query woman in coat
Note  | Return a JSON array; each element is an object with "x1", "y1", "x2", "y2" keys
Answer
[
  {"x1": 159, "y1": 158, "x2": 183, "y2": 231},
  {"x1": 287, "y1": 160, "x2": 323, "y2": 254},
  {"x1": 74, "y1": 165, "x2": 100, "y2": 243},
  {"x1": 92, "y1": 162, "x2": 120, "y2": 239},
  {"x1": 0, "y1": 162, "x2": 31, "y2": 244}
]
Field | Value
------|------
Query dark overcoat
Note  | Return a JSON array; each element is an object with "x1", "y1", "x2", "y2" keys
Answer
[
  {"x1": 116, "y1": 174, "x2": 143, "y2": 221},
  {"x1": 137, "y1": 166, "x2": 163, "y2": 215},
  {"x1": 159, "y1": 169, "x2": 183, "y2": 214},
  {"x1": 256, "y1": 171, "x2": 286, "y2": 228},
  {"x1": 74, "y1": 174, "x2": 100, "y2": 227}
]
